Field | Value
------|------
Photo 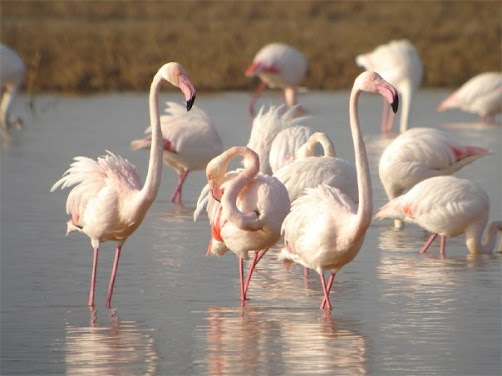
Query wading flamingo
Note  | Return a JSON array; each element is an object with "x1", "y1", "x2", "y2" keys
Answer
[
  {"x1": 0, "y1": 44, "x2": 26, "y2": 128},
  {"x1": 245, "y1": 43, "x2": 308, "y2": 116},
  {"x1": 130, "y1": 102, "x2": 222, "y2": 204},
  {"x1": 437, "y1": 72, "x2": 502, "y2": 123},
  {"x1": 195, "y1": 146, "x2": 290, "y2": 303},
  {"x1": 379, "y1": 127, "x2": 490, "y2": 228},
  {"x1": 375, "y1": 176, "x2": 502, "y2": 257},
  {"x1": 280, "y1": 71, "x2": 399, "y2": 310},
  {"x1": 51, "y1": 62, "x2": 196, "y2": 307},
  {"x1": 356, "y1": 39, "x2": 422, "y2": 134}
]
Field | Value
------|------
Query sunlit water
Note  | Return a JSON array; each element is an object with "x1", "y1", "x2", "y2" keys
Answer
[{"x1": 1, "y1": 90, "x2": 501, "y2": 375}]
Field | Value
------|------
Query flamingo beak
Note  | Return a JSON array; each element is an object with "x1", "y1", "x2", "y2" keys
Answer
[
  {"x1": 178, "y1": 75, "x2": 197, "y2": 111},
  {"x1": 378, "y1": 82, "x2": 399, "y2": 114}
]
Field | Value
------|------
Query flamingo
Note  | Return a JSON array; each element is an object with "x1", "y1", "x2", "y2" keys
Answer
[
  {"x1": 0, "y1": 44, "x2": 26, "y2": 129},
  {"x1": 273, "y1": 131, "x2": 357, "y2": 204},
  {"x1": 50, "y1": 62, "x2": 196, "y2": 307},
  {"x1": 375, "y1": 175, "x2": 502, "y2": 256},
  {"x1": 269, "y1": 125, "x2": 313, "y2": 173},
  {"x1": 437, "y1": 72, "x2": 502, "y2": 123},
  {"x1": 245, "y1": 43, "x2": 308, "y2": 116},
  {"x1": 379, "y1": 127, "x2": 490, "y2": 228},
  {"x1": 194, "y1": 146, "x2": 290, "y2": 303},
  {"x1": 130, "y1": 102, "x2": 222, "y2": 204},
  {"x1": 279, "y1": 71, "x2": 399, "y2": 310},
  {"x1": 355, "y1": 39, "x2": 423, "y2": 134}
]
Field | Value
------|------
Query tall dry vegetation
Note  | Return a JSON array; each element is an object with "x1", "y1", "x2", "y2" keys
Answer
[{"x1": 1, "y1": 1, "x2": 500, "y2": 94}]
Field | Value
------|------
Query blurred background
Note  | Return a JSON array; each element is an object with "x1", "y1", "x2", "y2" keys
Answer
[{"x1": 1, "y1": 0, "x2": 500, "y2": 95}]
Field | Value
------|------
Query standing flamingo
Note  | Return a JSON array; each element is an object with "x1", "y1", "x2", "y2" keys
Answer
[
  {"x1": 379, "y1": 127, "x2": 490, "y2": 228},
  {"x1": 356, "y1": 39, "x2": 423, "y2": 134},
  {"x1": 245, "y1": 43, "x2": 308, "y2": 116},
  {"x1": 280, "y1": 71, "x2": 399, "y2": 310},
  {"x1": 50, "y1": 62, "x2": 196, "y2": 307},
  {"x1": 195, "y1": 146, "x2": 290, "y2": 303},
  {"x1": 130, "y1": 102, "x2": 222, "y2": 204},
  {"x1": 273, "y1": 131, "x2": 357, "y2": 204},
  {"x1": 0, "y1": 44, "x2": 26, "y2": 128},
  {"x1": 437, "y1": 72, "x2": 502, "y2": 123},
  {"x1": 375, "y1": 176, "x2": 502, "y2": 257}
]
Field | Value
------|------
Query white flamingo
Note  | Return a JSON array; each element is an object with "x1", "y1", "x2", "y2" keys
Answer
[
  {"x1": 356, "y1": 39, "x2": 423, "y2": 134},
  {"x1": 437, "y1": 72, "x2": 502, "y2": 123},
  {"x1": 195, "y1": 146, "x2": 290, "y2": 303},
  {"x1": 245, "y1": 43, "x2": 308, "y2": 116},
  {"x1": 269, "y1": 125, "x2": 313, "y2": 173},
  {"x1": 130, "y1": 102, "x2": 222, "y2": 204},
  {"x1": 280, "y1": 71, "x2": 399, "y2": 310},
  {"x1": 0, "y1": 44, "x2": 26, "y2": 128},
  {"x1": 375, "y1": 176, "x2": 502, "y2": 257},
  {"x1": 51, "y1": 62, "x2": 196, "y2": 307},
  {"x1": 379, "y1": 127, "x2": 490, "y2": 228}
]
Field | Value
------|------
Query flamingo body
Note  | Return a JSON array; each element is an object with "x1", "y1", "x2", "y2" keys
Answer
[
  {"x1": 269, "y1": 125, "x2": 313, "y2": 173},
  {"x1": 375, "y1": 176, "x2": 502, "y2": 255},
  {"x1": 437, "y1": 72, "x2": 502, "y2": 122},
  {"x1": 0, "y1": 44, "x2": 25, "y2": 128}
]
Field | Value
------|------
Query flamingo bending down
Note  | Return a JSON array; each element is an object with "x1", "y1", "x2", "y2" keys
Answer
[
  {"x1": 356, "y1": 39, "x2": 423, "y2": 134},
  {"x1": 195, "y1": 146, "x2": 290, "y2": 303},
  {"x1": 0, "y1": 44, "x2": 26, "y2": 128},
  {"x1": 280, "y1": 71, "x2": 399, "y2": 310},
  {"x1": 51, "y1": 62, "x2": 196, "y2": 307},
  {"x1": 379, "y1": 127, "x2": 490, "y2": 228},
  {"x1": 130, "y1": 102, "x2": 223, "y2": 204},
  {"x1": 437, "y1": 72, "x2": 502, "y2": 123},
  {"x1": 245, "y1": 43, "x2": 308, "y2": 116},
  {"x1": 375, "y1": 176, "x2": 502, "y2": 256}
]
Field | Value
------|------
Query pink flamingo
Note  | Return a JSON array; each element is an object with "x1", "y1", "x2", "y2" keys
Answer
[
  {"x1": 245, "y1": 43, "x2": 308, "y2": 116},
  {"x1": 130, "y1": 102, "x2": 222, "y2": 204},
  {"x1": 356, "y1": 39, "x2": 423, "y2": 134},
  {"x1": 379, "y1": 127, "x2": 490, "y2": 228},
  {"x1": 280, "y1": 71, "x2": 399, "y2": 310},
  {"x1": 375, "y1": 175, "x2": 502, "y2": 257},
  {"x1": 195, "y1": 146, "x2": 290, "y2": 303},
  {"x1": 51, "y1": 62, "x2": 196, "y2": 307},
  {"x1": 437, "y1": 72, "x2": 502, "y2": 124},
  {"x1": 0, "y1": 44, "x2": 25, "y2": 129}
]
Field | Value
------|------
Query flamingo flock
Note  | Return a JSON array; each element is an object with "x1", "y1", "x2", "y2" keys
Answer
[{"x1": 44, "y1": 40, "x2": 501, "y2": 311}]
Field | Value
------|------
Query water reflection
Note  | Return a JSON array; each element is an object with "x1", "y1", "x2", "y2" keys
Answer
[
  {"x1": 64, "y1": 309, "x2": 158, "y2": 375},
  {"x1": 202, "y1": 307, "x2": 367, "y2": 375}
]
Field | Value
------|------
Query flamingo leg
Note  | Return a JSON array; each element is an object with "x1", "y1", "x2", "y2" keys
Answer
[
  {"x1": 106, "y1": 245, "x2": 122, "y2": 308},
  {"x1": 385, "y1": 108, "x2": 396, "y2": 133},
  {"x1": 170, "y1": 170, "x2": 190, "y2": 203},
  {"x1": 380, "y1": 98, "x2": 389, "y2": 133},
  {"x1": 243, "y1": 249, "x2": 268, "y2": 296},
  {"x1": 304, "y1": 267, "x2": 309, "y2": 278},
  {"x1": 439, "y1": 235, "x2": 447, "y2": 257},
  {"x1": 319, "y1": 273, "x2": 333, "y2": 311},
  {"x1": 320, "y1": 273, "x2": 336, "y2": 309},
  {"x1": 248, "y1": 81, "x2": 267, "y2": 116},
  {"x1": 88, "y1": 247, "x2": 99, "y2": 307},
  {"x1": 419, "y1": 233, "x2": 438, "y2": 254},
  {"x1": 238, "y1": 257, "x2": 247, "y2": 303}
]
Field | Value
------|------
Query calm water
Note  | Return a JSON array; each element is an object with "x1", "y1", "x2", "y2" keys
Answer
[{"x1": 1, "y1": 90, "x2": 501, "y2": 375}]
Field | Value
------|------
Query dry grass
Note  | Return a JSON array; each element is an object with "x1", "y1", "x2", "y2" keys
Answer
[{"x1": 1, "y1": 0, "x2": 500, "y2": 94}]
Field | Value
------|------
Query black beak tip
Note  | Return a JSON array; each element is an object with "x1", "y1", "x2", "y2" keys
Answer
[
  {"x1": 187, "y1": 95, "x2": 196, "y2": 111},
  {"x1": 391, "y1": 94, "x2": 399, "y2": 114}
]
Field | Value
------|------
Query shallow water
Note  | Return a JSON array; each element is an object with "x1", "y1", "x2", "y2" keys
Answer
[{"x1": 1, "y1": 89, "x2": 501, "y2": 375}]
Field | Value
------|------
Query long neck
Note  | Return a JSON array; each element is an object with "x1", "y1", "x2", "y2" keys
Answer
[
  {"x1": 349, "y1": 87, "x2": 372, "y2": 234},
  {"x1": 466, "y1": 221, "x2": 502, "y2": 253},
  {"x1": 221, "y1": 147, "x2": 262, "y2": 231},
  {"x1": 296, "y1": 132, "x2": 336, "y2": 159},
  {"x1": 140, "y1": 73, "x2": 164, "y2": 203}
]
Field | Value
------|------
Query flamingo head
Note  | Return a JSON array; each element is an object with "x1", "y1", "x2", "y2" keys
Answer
[
  {"x1": 159, "y1": 62, "x2": 197, "y2": 111},
  {"x1": 356, "y1": 71, "x2": 399, "y2": 113}
]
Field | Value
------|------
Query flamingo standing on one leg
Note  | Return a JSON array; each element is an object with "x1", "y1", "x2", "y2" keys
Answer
[
  {"x1": 437, "y1": 72, "x2": 502, "y2": 124},
  {"x1": 194, "y1": 146, "x2": 290, "y2": 304},
  {"x1": 130, "y1": 102, "x2": 222, "y2": 204},
  {"x1": 355, "y1": 39, "x2": 423, "y2": 134},
  {"x1": 280, "y1": 71, "x2": 399, "y2": 310},
  {"x1": 245, "y1": 43, "x2": 308, "y2": 117},
  {"x1": 375, "y1": 175, "x2": 502, "y2": 257},
  {"x1": 51, "y1": 62, "x2": 196, "y2": 307},
  {"x1": 0, "y1": 44, "x2": 26, "y2": 129},
  {"x1": 378, "y1": 127, "x2": 490, "y2": 228}
]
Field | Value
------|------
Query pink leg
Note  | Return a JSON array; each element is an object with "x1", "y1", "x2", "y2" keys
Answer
[
  {"x1": 380, "y1": 98, "x2": 389, "y2": 133},
  {"x1": 106, "y1": 246, "x2": 122, "y2": 308},
  {"x1": 238, "y1": 257, "x2": 246, "y2": 303},
  {"x1": 248, "y1": 81, "x2": 267, "y2": 117},
  {"x1": 385, "y1": 110, "x2": 396, "y2": 133},
  {"x1": 170, "y1": 170, "x2": 189, "y2": 203},
  {"x1": 304, "y1": 267, "x2": 309, "y2": 278},
  {"x1": 243, "y1": 249, "x2": 268, "y2": 297},
  {"x1": 439, "y1": 235, "x2": 447, "y2": 257},
  {"x1": 89, "y1": 247, "x2": 99, "y2": 306},
  {"x1": 319, "y1": 273, "x2": 334, "y2": 311},
  {"x1": 419, "y1": 233, "x2": 438, "y2": 254},
  {"x1": 320, "y1": 273, "x2": 336, "y2": 309}
]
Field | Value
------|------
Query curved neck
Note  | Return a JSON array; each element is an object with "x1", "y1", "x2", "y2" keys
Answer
[
  {"x1": 349, "y1": 87, "x2": 372, "y2": 233},
  {"x1": 221, "y1": 147, "x2": 262, "y2": 231},
  {"x1": 140, "y1": 72, "x2": 164, "y2": 203},
  {"x1": 466, "y1": 221, "x2": 502, "y2": 253},
  {"x1": 296, "y1": 132, "x2": 336, "y2": 159}
]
